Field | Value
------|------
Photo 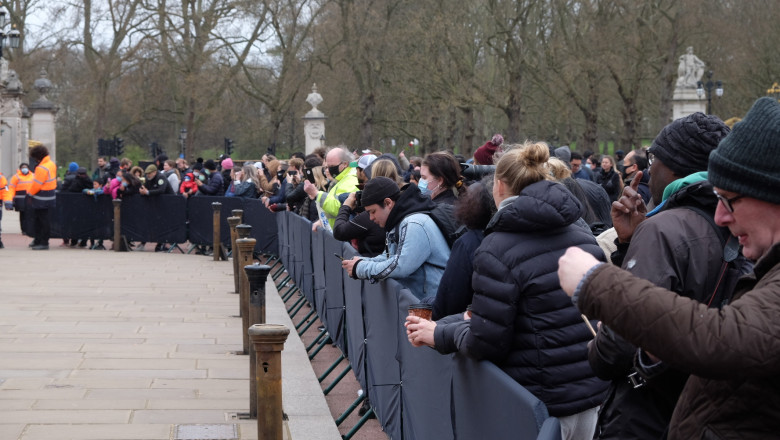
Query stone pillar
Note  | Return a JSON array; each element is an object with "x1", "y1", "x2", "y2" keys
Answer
[
  {"x1": 302, "y1": 83, "x2": 326, "y2": 155},
  {"x1": 28, "y1": 69, "x2": 58, "y2": 164},
  {"x1": 0, "y1": 69, "x2": 25, "y2": 179}
]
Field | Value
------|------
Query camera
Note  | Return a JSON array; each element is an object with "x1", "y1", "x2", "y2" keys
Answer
[
  {"x1": 355, "y1": 190, "x2": 363, "y2": 207},
  {"x1": 460, "y1": 163, "x2": 496, "y2": 181}
]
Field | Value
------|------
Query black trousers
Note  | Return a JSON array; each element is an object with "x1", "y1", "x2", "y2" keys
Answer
[{"x1": 33, "y1": 208, "x2": 51, "y2": 245}]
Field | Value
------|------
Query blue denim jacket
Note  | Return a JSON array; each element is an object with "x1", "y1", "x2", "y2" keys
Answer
[{"x1": 355, "y1": 213, "x2": 450, "y2": 299}]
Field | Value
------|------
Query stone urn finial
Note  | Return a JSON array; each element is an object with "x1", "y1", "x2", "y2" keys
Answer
[
  {"x1": 305, "y1": 83, "x2": 324, "y2": 118},
  {"x1": 34, "y1": 68, "x2": 52, "y2": 100}
]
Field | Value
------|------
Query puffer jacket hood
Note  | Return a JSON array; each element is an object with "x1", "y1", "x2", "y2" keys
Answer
[
  {"x1": 487, "y1": 179, "x2": 584, "y2": 233},
  {"x1": 385, "y1": 183, "x2": 437, "y2": 231}
]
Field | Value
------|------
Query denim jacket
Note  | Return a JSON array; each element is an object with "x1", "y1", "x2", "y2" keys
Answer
[{"x1": 355, "y1": 212, "x2": 450, "y2": 299}]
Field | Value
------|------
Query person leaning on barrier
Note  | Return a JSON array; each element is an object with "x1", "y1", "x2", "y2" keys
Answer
[
  {"x1": 406, "y1": 142, "x2": 608, "y2": 440},
  {"x1": 285, "y1": 155, "x2": 321, "y2": 217},
  {"x1": 420, "y1": 151, "x2": 466, "y2": 205},
  {"x1": 196, "y1": 160, "x2": 224, "y2": 196},
  {"x1": 264, "y1": 157, "x2": 304, "y2": 209},
  {"x1": 422, "y1": 176, "x2": 495, "y2": 320},
  {"x1": 140, "y1": 165, "x2": 174, "y2": 197},
  {"x1": 557, "y1": 97, "x2": 780, "y2": 440},
  {"x1": 341, "y1": 176, "x2": 451, "y2": 300},
  {"x1": 27, "y1": 145, "x2": 57, "y2": 250},
  {"x1": 334, "y1": 157, "x2": 394, "y2": 258},
  {"x1": 589, "y1": 112, "x2": 754, "y2": 440},
  {"x1": 306, "y1": 147, "x2": 358, "y2": 230}
]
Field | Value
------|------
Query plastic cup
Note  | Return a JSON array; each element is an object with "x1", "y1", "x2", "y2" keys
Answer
[{"x1": 408, "y1": 304, "x2": 432, "y2": 321}]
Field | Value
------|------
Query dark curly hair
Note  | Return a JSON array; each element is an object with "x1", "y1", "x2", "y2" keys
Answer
[{"x1": 454, "y1": 176, "x2": 495, "y2": 230}]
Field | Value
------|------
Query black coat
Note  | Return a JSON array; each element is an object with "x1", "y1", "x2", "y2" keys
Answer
[
  {"x1": 430, "y1": 229, "x2": 483, "y2": 320},
  {"x1": 596, "y1": 168, "x2": 622, "y2": 202},
  {"x1": 435, "y1": 179, "x2": 608, "y2": 417},
  {"x1": 143, "y1": 172, "x2": 174, "y2": 195},
  {"x1": 333, "y1": 205, "x2": 386, "y2": 257}
]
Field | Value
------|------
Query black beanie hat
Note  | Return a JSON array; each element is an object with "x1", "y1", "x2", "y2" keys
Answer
[
  {"x1": 709, "y1": 97, "x2": 780, "y2": 204},
  {"x1": 361, "y1": 176, "x2": 400, "y2": 207},
  {"x1": 204, "y1": 159, "x2": 217, "y2": 171},
  {"x1": 648, "y1": 112, "x2": 730, "y2": 177}
]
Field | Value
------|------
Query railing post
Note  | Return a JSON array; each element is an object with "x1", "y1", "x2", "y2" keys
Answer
[
  {"x1": 249, "y1": 324, "x2": 290, "y2": 440},
  {"x1": 112, "y1": 199, "x2": 128, "y2": 252},
  {"x1": 212, "y1": 202, "x2": 225, "y2": 261},
  {"x1": 245, "y1": 264, "x2": 271, "y2": 418},
  {"x1": 232, "y1": 209, "x2": 243, "y2": 224},
  {"x1": 228, "y1": 216, "x2": 241, "y2": 294},
  {"x1": 236, "y1": 224, "x2": 255, "y2": 354}
]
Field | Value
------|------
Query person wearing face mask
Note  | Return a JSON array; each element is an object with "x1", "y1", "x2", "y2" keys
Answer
[
  {"x1": 4, "y1": 163, "x2": 35, "y2": 234},
  {"x1": 304, "y1": 147, "x2": 358, "y2": 229},
  {"x1": 420, "y1": 152, "x2": 466, "y2": 205},
  {"x1": 195, "y1": 160, "x2": 224, "y2": 196}
]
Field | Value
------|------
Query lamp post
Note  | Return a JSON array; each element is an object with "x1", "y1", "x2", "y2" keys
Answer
[
  {"x1": 0, "y1": 6, "x2": 20, "y2": 59},
  {"x1": 179, "y1": 128, "x2": 187, "y2": 159},
  {"x1": 697, "y1": 70, "x2": 723, "y2": 115}
]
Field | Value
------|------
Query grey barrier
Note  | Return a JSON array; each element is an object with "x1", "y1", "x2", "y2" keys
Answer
[{"x1": 275, "y1": 210, "x2": 562, "y2": 440}]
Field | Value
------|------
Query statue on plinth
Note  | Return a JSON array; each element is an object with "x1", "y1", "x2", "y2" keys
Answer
[{"x1": 676, "y1": 46, "x2": 705, "y2": 89}]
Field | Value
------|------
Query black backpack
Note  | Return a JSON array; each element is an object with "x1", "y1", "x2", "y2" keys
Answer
[{"x1": 422, "y1": 203, "x2": 466, "y2": 249}]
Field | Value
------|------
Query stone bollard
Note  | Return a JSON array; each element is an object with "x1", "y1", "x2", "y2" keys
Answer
[
  {"x1": 245, "y1": 264, "x2": 271, "y2": 418},
  {"x1": 236, "y1": 224, "x2": 255, "y2": 354},
  {"x1": 249, "y1": 324, "x2": 290, "y2": 440},
  {"x1": 228, "y1": 216, "x2": 241, "y2": 294},
  {"x1": 212, "y1": 202, "x2": 223, "y2": 261},
  {"x1": 112, "y1": 199, "x2": 128, "y2": 252}
]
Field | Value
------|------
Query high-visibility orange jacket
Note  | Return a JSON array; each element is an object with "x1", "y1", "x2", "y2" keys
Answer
[
  {"x1": 0, "y1": 173, "x2": 8, "y2": 202},
  {"x1": 5, "y1": 169, "x2": 35, "y2": 205},
  {"x1": 29, "y1": 155, "x2": 57, "y2": 208}
]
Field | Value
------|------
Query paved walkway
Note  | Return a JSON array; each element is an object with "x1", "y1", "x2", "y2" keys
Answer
[{"x1": 0, "y1": 210, "x2": 341, "y2": 440}]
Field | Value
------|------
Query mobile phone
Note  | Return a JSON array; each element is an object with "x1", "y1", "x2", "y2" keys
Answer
[
  {"x1": 276, "y1": 169, "x2": 285, "y2": 180},
  {"x1": 288, "y1": 170, "x2": 298, "y2": 176},
  {"x1": 333, "y1": 253, "x2": 344, "y2": 261},
  {"x1": 305, "y1": 168, "x2": 316, "y2": 184}
]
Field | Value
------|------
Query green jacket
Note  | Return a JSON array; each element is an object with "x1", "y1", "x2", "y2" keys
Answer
[{"x1": 316, "y1": 167, "x2": 358, "y2": 228}]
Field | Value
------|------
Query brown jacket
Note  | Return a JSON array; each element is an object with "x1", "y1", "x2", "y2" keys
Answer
[{"x1": 578, "y1": 241, "x2": 780, "y2": 439}]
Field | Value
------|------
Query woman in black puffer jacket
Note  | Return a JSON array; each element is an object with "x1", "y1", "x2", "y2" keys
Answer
[{"x1": 406, "y1": 142, "x2": 608, "y2": 440}]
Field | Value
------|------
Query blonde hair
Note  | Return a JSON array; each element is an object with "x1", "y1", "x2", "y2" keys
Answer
[
  {"x1": 312, "y1": 166, "x2": 328, "y2": 190},
  {"x1": 547, "y1": 157, "x2": 572, "y2": 180},
  {"x1": 242, "y1": 164, "x2": 261, "y2": 193},
  {"x1": 370, "y1": 159, "x2": 403, "y2": 186},
  {"x1": 494, "y1": 141, "x2": 551, "y2": 195}
]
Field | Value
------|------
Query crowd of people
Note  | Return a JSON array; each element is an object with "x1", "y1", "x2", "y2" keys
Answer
[{"x1": 1, "y1": 96, "x2": 777, "y2": 439}]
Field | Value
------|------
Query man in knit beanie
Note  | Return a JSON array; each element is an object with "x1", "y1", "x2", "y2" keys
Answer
[
  {"x1": 473, "y1": 134, "x2": 503, "y2": 165},
  {"x1": 557, "y1": 96, "x2": 780, "y2": 439},
  {"x1": 586, "y1": 110, "x2": 746, "y2": 439}
]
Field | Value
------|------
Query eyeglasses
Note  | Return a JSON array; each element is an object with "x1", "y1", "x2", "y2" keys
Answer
[
  {"x1": 646, "y1": 151, "x2": 655, "y2": 167},
  {"x1": 713, "y1": 190, "x2": 745, "y2": 213}
]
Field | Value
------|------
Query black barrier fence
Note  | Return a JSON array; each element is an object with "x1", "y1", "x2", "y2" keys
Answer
[
  {"x1": 36, "y1": 193, "x2": 278, "y2": 255},
  {"x1": 276, "y1": 210, "x2": 562, "y2": 440}
]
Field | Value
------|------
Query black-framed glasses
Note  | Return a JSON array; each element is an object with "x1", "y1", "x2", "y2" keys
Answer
[
  {"x1": 646, "y1": 150, "x2": 655, "y2": 167},
  {"x1": 713, "y1": 190, "x2": 745, "y2": 213}
]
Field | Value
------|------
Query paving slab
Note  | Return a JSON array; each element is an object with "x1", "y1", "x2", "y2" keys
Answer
[{"x1": 0, "y1": 208, "x2": 341, "y2": 440}]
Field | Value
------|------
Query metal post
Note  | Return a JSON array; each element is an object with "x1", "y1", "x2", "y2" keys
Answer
[
  {"x1": 228, "y1": 216, "x2": 241, "y2": 293},
  {"x1": 212, "y1": 202, "x2": 223, "y2": 261},
  {"x1": 112, "y1": 199, "x2": 128, "y2": 252},
  {"x1": 249, "y1": 324, "x2": 290, "y2": 440},
  {"x1": 245, "y1": 264, "x2": 271, "y2": 418},
  {"x1": 236, "y1": 225, "x2": 255, "y2": 354}
]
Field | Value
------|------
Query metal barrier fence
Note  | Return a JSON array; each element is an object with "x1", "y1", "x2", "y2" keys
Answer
[{"x1": 275, "y1": 210, "x2": 562, "y2": 440}]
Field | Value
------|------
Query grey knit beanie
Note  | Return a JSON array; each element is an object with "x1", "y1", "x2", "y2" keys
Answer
[
  {"x1": 709, "y1": 97, "x2": 780, "y2": 204},
  {"x1": 649, "y1": 112, "x2": 730, "y2": 177}
]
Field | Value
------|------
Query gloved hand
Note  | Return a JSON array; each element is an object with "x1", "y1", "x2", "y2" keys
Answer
[{"x1": 4, "y1": 201, "x2": 12, "y2": 210}]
